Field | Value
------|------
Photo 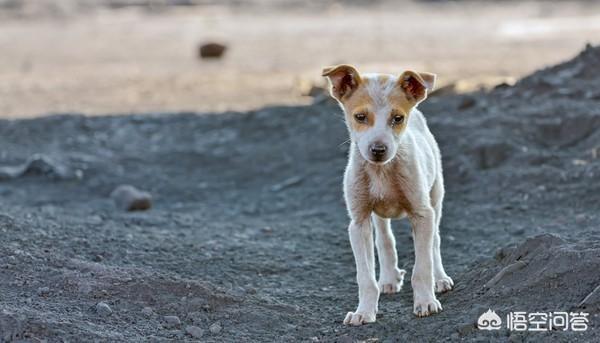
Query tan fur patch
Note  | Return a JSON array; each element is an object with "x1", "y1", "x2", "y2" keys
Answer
[
  {"x1": 387, "y1": 91, "x2": 413, "y2": 134},
  {"x1": 350, "y1": 160, "x2": 414, "y2": 221},
  {"x1": 368, "y1": 162, "x2": 413, "y2": 218},
  {"x1": 342, "y1": 79, "x2": 377, "y2": 131}
]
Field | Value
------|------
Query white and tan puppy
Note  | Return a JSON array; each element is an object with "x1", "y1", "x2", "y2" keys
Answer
[{"x1": 322, "y1": 65, "x2": 453, "y2": 326}]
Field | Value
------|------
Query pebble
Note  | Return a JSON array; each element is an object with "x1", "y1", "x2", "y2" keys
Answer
[
  {"x1": 141, "y1": 307, "x2": 154, "y2": 317},
  {"x1": 185, "y1": 325, "x2": 204, "y2": 338},
  {"x1": 96, "y1": 302, "x2": 112, "y2": 317},
  {"x1": 110, "y1": 185, "x2": 152, "y2": 211},
  {"x1": 163, "y1": 315, "x2": 181, "y2": 328},
  {"x1": 209, "y1": 322, "x2": 222, "y2": 334},
  {"x1": 37, "y1": 286, "x2": 50, "y2": 296},
  {"x1": 198, "y1": 42, "x2": 227, "y2": 59}
]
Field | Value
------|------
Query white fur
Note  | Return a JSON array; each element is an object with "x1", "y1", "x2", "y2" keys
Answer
[{"x1": 335, "y1": 73, "x2": 453, "y2": 326}]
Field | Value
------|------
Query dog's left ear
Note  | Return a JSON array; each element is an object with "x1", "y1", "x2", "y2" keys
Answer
[
  {"x1": 398, "y1": 71, "x2": 436, "y2": 104},
  {"x1": 322, "y1": 64, "x2": 361, "y2": 101}
]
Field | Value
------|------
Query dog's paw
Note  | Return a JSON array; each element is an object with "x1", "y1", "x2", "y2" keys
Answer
[
  {"x1": 378, "y1": 268, "x2": 406, "y2": 294},
  {"x1": 413, "y1": 295, "x2": 442, "y2": 317},
  {"x1": 343, "y1": 311, "x2": 376, "y2": 326},
  {"x1": 435, "y1": 275, "x2": 454, "y2": 293}
]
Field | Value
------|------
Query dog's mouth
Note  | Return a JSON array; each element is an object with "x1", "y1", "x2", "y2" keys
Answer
[{"x1": 366, "y1": 155, "x2": 392, "y2": 165}]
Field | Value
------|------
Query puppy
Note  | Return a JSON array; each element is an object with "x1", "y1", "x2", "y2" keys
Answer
[{"x1": 322, "y1": 65, "x2": 453, "y2": 326}]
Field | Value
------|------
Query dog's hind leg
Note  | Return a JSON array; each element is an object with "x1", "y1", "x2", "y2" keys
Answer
[
  {"x1": 373, "y1": 214, "x2": 406, "y2": 294},
  {"x1": 430, "y1": 175, "x2": 453, "y2": 293}
]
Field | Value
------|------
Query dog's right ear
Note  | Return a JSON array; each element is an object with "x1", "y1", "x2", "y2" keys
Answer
[{"x1": 322, "y1": 64, "x2": 361, "y2": 101}]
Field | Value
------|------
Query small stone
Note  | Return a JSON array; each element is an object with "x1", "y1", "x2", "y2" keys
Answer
[
  {"x1": 163, "y1": 315, "x2": 181, "y2": 328},
  {"x1": 110, "y1": 185, "x2": 152, "y2": 211},
  {"x1": 37, "y1": 287, "x2": 50, "y2": 296},
  {"x1": 141, "y1": 307, "x2": 154, "y2": 317},
  {"x1": 209, "y1": 322, "x2": 222, "y2": 334},
  {"x1": 96, "y1": 302, "x2": 112, "y2": 317},
  {"x1": 185, "y1": 325, "x2": 204, "y2": 338},
  {"x1": 198, "y1": 42, "x2": 227, "y2": 59},
  {"x1": 37, "y1": 287, "x2": 50, "y2": 297}
]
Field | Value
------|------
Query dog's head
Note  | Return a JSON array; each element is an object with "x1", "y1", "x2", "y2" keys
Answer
[{"x1": 323, "y1": 64, "x2": 435, "y2": 164}]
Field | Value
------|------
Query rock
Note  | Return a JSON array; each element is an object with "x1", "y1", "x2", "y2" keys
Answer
[
  {"x1": 185, "y1": 325, "x2": 204, "y2": 338},
  {"x1": 0, "y1": 154, "x2": 73, "y2": 181},
  {"x1": 163, "y1": 315, "x2": 181, "y2": 328},
  {"x1": 96, "y1": 302, "x2": 112, "y2": 317},
  {"x1": 110, "y1": 185, "x2": 152, "y2": 211},
  {"x1": 37, "y1": 286, "x2": 50, "y2": 296},
  {"x1": 141, "y1": 307, "x2": 154, "y2": 317},
  {"x1": 209, "y1": 322, "x2": 222, "y2": 334},
  {"x1": 198, "y1": 42, "x2": 227, "y2": 59}
]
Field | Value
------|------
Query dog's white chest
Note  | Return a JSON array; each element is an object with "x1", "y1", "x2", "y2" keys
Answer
[
  {"x1": 369, "y1": 176, "x2": 390, "y2": 200},
  {"x1": 367, "y1": 169, "x2": 410, "y2": 219}
]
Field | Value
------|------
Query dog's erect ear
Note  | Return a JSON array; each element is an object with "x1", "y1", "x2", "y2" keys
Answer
[
  {"x1": 322, "y1": 64, "x2": 361, "y2": 101},
  {"x1": 398, "y1": 71, "x2": 436, "y2": 104}
]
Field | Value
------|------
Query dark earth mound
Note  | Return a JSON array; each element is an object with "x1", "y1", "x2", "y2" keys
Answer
[{"x1": 1, "y1": 45, "x2": 599, "y2": 342}]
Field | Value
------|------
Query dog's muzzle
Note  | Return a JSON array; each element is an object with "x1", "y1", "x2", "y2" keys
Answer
[{"x1": 369, "y1": 143, "x2": 387, "y2": 162}]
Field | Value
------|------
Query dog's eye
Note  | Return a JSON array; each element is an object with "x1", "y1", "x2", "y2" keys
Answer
[
  {"x1": 354, "y1": 113, "x2": 367, "y2": 123},
  {"x1": 391, "y1": 115, "x2": 405, "y2": 125}
]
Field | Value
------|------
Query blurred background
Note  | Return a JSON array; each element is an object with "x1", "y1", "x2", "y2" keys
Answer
[{"x1": 1, "y1": 0, "x2": 600, "y2": 118}]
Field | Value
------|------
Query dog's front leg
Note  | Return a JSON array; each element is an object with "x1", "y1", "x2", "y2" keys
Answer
[
  {"x1": 410, "y1": 207, "x2": 442, "y2": 317},
  {"x1": 343, "y1": 219, "x2": 379, "y2": 326}
]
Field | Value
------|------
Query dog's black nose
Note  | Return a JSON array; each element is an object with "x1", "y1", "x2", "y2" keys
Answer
[{"x1": 369, "y1": 143, "x2": 387, "y2": 159}]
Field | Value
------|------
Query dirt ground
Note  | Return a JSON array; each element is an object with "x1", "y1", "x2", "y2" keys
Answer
[
  {"x1": 1, "y1": 1, "x2": 600, "y2": 117},
  {"x1": 1, "y1": 39, "x2": 600, "y2": 341},
  {"x1": 1, "y1": 1, "x2": 600, "y2": 342}
]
